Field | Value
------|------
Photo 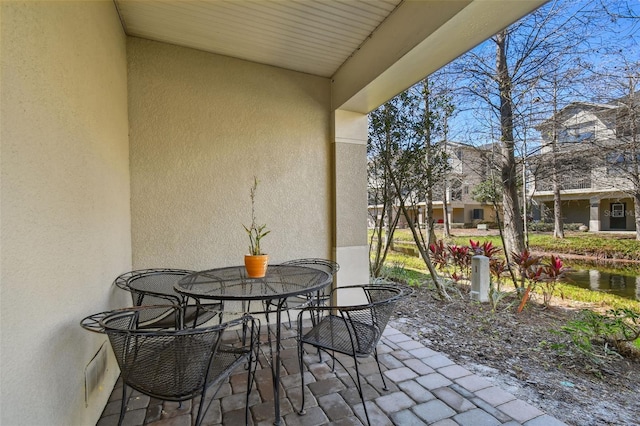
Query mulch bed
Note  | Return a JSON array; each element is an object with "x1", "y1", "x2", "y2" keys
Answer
[{"x1": 390, "y1": 284, "x2": 640, "y2": 426}]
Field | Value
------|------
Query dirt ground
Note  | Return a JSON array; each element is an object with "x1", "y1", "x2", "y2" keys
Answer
[{"x1": 390, "y1": 286, "x2": 640, "y2": 426}]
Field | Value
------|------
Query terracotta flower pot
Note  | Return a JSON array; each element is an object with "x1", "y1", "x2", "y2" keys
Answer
[{"x1": 244, "y1": 254, "x2": 269, "y2": 278}]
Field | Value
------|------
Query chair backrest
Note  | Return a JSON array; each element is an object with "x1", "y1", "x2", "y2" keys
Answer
[
  {"x1": 114, "y1": 268, "x2": 194, "y2": 306},
  {"x1": 334, "y1": 283, "x2": 409, "y2": 355},
  {"x1": 99, "y1": 305, "x2": 250, "y2": 401},
  {"x1": 281, "y1": 258, "x2": 340, "y2": 276}
]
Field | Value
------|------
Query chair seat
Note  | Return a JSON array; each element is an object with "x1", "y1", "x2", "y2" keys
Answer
[
  {"x1": 212, "y1": 344, "x2": 253, "y2": 377},
  {"x1": 300, "y1": 314, "x2": 380, "y2": 357},
  {"x1": 183, "y1": 303, "x2": 222, "y2": 327},
  {"x1": 121, "y1": 337, "x2": 250, "y2": 400},
  {"x1": 93, "y1": 306, "x2": 260, "y2": 426},
  {"x1": 114, "y1": 269, "x2": 222, "y2": 328},
  {"x1": 136, "y1": 303, "x2": 222, "y2": 329},
  {"x1": 123, "y1": 338, "x2": 211, "y2": 400},
  {"x1": 295, "y1": 283, "x2": 412, "y2": 426}
]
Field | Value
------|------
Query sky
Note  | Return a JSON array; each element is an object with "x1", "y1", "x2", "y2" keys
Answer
[{"x1": 433, "y1": 0, "x2": 640, "y2": 151}]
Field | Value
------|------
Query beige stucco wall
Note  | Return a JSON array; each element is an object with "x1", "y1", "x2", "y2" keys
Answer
[
  {"x1": 334, "y1": 110, "x2": 369, "y2": 287},
  {"x1": 127, "y1": 38, "x2": 332, "y2": 269},
  {"x1": 1, "y1": 1, "x2": 130, "y2": 425}
]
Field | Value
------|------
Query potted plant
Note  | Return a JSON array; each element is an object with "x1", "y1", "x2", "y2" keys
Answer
[{"x1": 243, "y1": 176, "x2": 270, "y2": 278}]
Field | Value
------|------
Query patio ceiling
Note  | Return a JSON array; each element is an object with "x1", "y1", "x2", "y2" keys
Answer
[
  {"x1": 113, "y1": 0, "x2": 548, "y2": 113},
  {"x1": 114, "y1": 0, "x2": 403, "y2": 78}
]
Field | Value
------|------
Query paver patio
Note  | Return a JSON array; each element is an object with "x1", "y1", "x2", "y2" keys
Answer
[{"x1": 96, "y1": 322, "x2": 567, "y2": 426}]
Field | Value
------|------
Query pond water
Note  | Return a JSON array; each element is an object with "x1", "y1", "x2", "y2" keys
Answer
[{"x1": 563, "y1": 268, "x2": 640, "y2": 301}]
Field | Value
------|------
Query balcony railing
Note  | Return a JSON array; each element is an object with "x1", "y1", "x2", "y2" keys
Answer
[{"x1": 535, "y1": 177, "x2": 592, "y2": 192}]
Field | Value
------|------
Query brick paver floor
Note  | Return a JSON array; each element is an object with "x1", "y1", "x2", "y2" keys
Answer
[{"x1": 97, "y1": 323, "x2": 567, "y2": 426}]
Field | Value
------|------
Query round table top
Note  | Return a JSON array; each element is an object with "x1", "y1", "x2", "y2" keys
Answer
[{"x1": 175, "y1": 264, "x2": 332, "y2": 301}]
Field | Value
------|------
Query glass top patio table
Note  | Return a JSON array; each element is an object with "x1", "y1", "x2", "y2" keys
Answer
[
  {"x1": 175, "y1": 264, "x2": 332, "y2": 426},
  {"x1": 174, "y1": 264, "x2": 332, "y2": 301}
]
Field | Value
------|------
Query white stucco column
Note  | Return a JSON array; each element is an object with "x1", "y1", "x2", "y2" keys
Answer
[
  {"x1": 333, "y1": 109, "x2": 369, "y2": 293},
  {"x1": 589, "y1": 197, "x2": 601, "y2": 232}
]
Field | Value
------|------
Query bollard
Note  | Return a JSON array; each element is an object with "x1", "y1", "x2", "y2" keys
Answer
[{"x1": 470, "y1": 255, "x2": 490, "y2": 302}]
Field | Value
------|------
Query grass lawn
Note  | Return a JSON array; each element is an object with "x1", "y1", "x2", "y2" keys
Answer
[
  {"x1": 389, "y1": 228, "x2": 640, "y2": 262},
  {"x1": 374, "y1": 228, "x2": 640, "y2": 312}
]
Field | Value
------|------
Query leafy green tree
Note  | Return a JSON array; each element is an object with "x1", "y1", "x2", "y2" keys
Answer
[
  {"x1": 368, "y1": 80, "x2": 454, "y2": 299},
  {"x1": 368, "y1": 94, "x2": 410, "y2": 278},
  {"x1": 412, "y1": 77, "x2": 455, "y2": 245}
]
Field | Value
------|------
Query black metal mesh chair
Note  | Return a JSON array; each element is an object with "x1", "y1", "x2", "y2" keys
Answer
[
  {"x1": 86, "y1": 305, "x2": 259, "y2": 426},
  {"x1": 114, "y1": 269, "x2": 220, "y2": 328},
  {"x1": 295, "y1": 283, "x2": 411, "y2": 426},
  {"x1": 277, "y1": 259, "x2": 340, "y2": 327}
]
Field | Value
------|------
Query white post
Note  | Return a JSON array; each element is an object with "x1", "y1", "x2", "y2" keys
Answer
[
  {"x1": 470, "y1": 255, "x2": 490, "y2": 302},
  {"x1": 589, "y1": 197, "x2": 601, "y2": 232}
]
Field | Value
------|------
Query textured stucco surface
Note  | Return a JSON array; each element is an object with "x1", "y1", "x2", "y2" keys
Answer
[
  {"x1": 127, "y1": 38, "x2": 332, "y2": 269},
  {"x1": 0, "y1": 2, "x2": 130, "y2": 425},
  {"x1": 333, "y1": 110, "x2": 369, "y2": 286},
  {"x1": 335, "y1": 142, "x2": 368, "y2": 248}
]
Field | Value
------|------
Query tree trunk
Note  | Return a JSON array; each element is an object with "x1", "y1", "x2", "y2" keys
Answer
[
  {"x1": 442, "y1": 178, "x2": 451, "y2": 238},
  {"x1": 426, "y1": 188, "x2": 437, "y2": 245},
  {"x1": 399, "y1": 203, "x2": 451, "y2": 301},
  {"x1": 628, "y1": 85, "x2": 639, "y2": 241},
  {"x1": 423, "y1": 78, "x2": 438, "y2": 245},
  {"x1": 495, "y1": 30, "x2": 525, "y2": 256},
  {"x1": 386, "y1": 199, "x2": 394, "y2": 251},
  {"x1": 634, "y1": 192, "x2": 640, "y2": 241},
  {"x1": 552, "y1": 173, "x2": 564, "y2": 238},
  {"x1": 551, "y1": 78, "x2": 564, "y2": 239},
  {"x1": 551, "y1": 138, "x2": 564, "y2": 239}
]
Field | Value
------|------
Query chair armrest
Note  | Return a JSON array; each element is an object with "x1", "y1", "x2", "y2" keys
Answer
[{"x1": 80, "y1": 311, "x2": 110, "y2": 333}]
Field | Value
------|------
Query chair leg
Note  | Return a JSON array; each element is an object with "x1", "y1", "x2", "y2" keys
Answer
[
  {"x1": 297, "y1": 325, "x2": 307, "y2": 415},
  {"x1": 373, "y1": 348, "x2": 389, "y2": 391},
  {"x1": 351, "y1": 355, "x2": 372, "y2": 426},
  {"x1": 243, "y1": 362, "x2": 252, "y2": 423},
  {"x1": 245, "y1": 321, "x2": 259, "y2": 424},
  {"x1": 117, "y1": 382, "x2": 129, "y2": 426},
  {"x1": 285, "y1": 306, "x2": 293, "y2": 329},
  {"x1": 194, "y1": 390, "x2": 208, "y2": 426}
]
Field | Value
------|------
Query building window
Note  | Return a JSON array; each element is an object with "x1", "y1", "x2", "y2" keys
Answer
[
  {"x1": 611, "y1": 203, "x2": 624, "y2": 218},
  {"x1": 607, "y1": 152, "x2": 623, "y2": 175},
  {"x1": 606, "y1": 152, "x2": 640, "y2": 175},
  {"x1": 559, "y1": 120, "x2": 596, "y2": 143},
  {"x1": 472, "y1": 209, "x2": 484, "y2": 220}
]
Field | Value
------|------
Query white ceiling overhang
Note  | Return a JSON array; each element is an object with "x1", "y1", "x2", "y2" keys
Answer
[{"x1": 114, "y1": 0, "x2": 548, "y2": 114}]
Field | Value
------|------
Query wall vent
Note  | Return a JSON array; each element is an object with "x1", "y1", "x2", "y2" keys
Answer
[{"x1": 85, "y1": 342, "x2": 108, "y2": 406}]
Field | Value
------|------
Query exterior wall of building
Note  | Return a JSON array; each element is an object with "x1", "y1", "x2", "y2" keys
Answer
[
  {"x1": 456, "y1": 146, "x2": 488, "y2": 204},
  {"x1": 591, "y1": 166, "x2": 610, "y2": 190},
  {"x1": 127, "y1": 38, "x2": 333, "y2": 269},
  {"x1": 334, "y1": 110, "x2": 370, "y2": 287},
  {"x1": 541, "y1": 200, "x2": 590, "y2": 226},
  {"x1": 533, "y1": 103, "x2": 637, "y2": 232},
  {"x1": 0, "y1": 2, "x2": 131, "y2": 425},
  {"x1": 452, "y1": 207, "x2": 466, "y2": 223},
  {"x1": 433, "y1": 208, "x2": 445, "y2": 223},
  {"x1": 600, "y1": 198, "x2": 637, "y2": 231},
  {"x1": 561, "y1": 110, "x2": 614, "y2": 140},
  {"x1": 540, "y1": 197, "x2": 637, "y2": 231},
  {"x1": 367, "y1": 143, "x2": 496, "y2": 230},
  {"x1": 539, "y1": 109, "x2": 615, "y2": 154},
  {"x1": 563, "y1": 199, "x2": 591, "y2": 225},
  {"x1": 465, "y1": 205, "x2": 496, "y2": 223}
]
